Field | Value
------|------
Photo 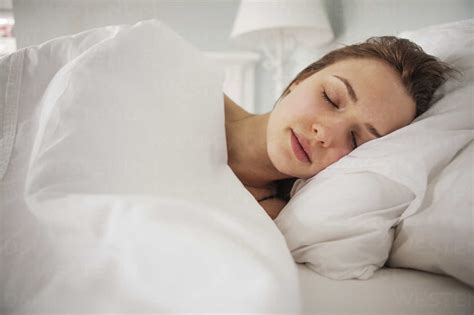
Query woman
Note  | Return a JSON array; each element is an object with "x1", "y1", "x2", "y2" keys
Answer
[{"x1": 224, "y1": 36, "x2": 454, "y2": 219}]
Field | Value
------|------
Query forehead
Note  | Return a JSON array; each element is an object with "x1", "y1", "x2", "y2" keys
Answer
[{"x1": 321, "y1": 58, "x2": 404, "y2": 92}]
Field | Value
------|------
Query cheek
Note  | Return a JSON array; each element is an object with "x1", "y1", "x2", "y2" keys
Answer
[
  {"x1": 312, "y1": 147, "x2": 351, "y2": 172},
  {"x1": 266, "y1": 111, "x2": 287, "y2": 160},
  {"x1": 295, "y1": 91, "x2": 319, "y2": 109},
  {"x1": 281, "y1": 93, "x2": 321, "y2": 123}
]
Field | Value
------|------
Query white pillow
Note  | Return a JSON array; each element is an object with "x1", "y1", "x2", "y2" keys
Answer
[
  {"x1": 1, "y1": 20, "x2": 301, "y2": 312},
  {"x1": 275, "y1": 19, "x2": 474, "y2": 281},
  {"x1": 387, "y1": 19, "x2": 474, "y2": 287},
  {"x1": 388, "y1": 140, "x2": 473, "y2": 287}
]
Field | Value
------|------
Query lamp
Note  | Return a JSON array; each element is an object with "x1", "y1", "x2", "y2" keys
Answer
[{"x1": 230, "y1": 0, "x2": 334, "y2": 100}]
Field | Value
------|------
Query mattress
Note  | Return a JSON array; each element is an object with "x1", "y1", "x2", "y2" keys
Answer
[{"x1": 298, "y1": 264, "x2": 474, "y2": 314}]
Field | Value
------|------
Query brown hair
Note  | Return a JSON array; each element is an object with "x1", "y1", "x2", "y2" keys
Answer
[
  {"x1": 275, "y1": 36, "x2": 457, "y2": 118},
  {"x1": 274, "y1": 36, "x2": 457, "y2": 202}
]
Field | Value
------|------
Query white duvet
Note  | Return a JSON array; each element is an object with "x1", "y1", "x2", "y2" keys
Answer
[{"x1": 0, "y1": 20, "x2": 300, "y2": 313}]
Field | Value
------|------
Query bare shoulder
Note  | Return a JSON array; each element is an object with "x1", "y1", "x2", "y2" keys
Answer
[{"x1": 224, "y1": 93, "x2": 251, "y2": 122}]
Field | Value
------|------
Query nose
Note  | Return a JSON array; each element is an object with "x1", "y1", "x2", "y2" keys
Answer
[
  {"x1": 312, "y1": 123, "x2": 332, "y2": 147},
  {"x1": 312, "y1": 118, "x2": 349, "y2": 148}
]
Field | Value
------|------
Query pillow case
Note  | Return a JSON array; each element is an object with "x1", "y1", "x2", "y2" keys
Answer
[
  {"x1": 274, "y1": 19, "x2": 473, "y2": 281},
  {"x1": 1, "y1": 19, "x2": 301, "y2": 312},
  {"x1": 388, "y1": 140, "x2": 473, "y2": 287},
  {"x1": 387, "y1": 19, "x2": 474, "y2": 287}
]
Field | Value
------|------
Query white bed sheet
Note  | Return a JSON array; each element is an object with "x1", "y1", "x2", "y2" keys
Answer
[{"x1": 298, "y1": 264, "x2": 474, "y2": 315}]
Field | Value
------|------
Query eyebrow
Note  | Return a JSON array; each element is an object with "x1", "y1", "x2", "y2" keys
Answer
[
  {"x1": 333, "y1": 75, "x2": 384, "y2": 139},
  {"x1": 334, "y1": 75, "x2": 358, "y2": 103}
]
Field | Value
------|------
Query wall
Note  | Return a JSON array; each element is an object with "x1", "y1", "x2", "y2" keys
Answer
[
  {"x1": 13, "y1": 0, "x2": 240, "y2": 51},
  {"x1": 12, "y1": 0, "x2": 474, "y2": 113},
  {"x1": 0, "y1": 0, "x2": 12, "y2": 9}
]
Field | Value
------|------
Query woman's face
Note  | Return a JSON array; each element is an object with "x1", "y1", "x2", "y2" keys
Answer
[{"x1": 267, "y1": 58, "x2": 416, "y2": 179}]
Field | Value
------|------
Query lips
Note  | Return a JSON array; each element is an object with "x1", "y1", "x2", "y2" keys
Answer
[{"x1": 291, "y1": 129, "x2": 312, "y2": 163}]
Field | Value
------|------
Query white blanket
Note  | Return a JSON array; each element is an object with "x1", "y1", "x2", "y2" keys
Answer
[{"x1": 0, "y1": 20, "x2": 300, "y2": 313}]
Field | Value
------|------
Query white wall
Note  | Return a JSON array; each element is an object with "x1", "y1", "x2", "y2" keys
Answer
[
  {"x1": 0, "y1": 0, "x2": 12, "y2": 9},
  {"x1": 13, "y1": 0, "x2": 240, "y2": 51},
  {"x1": 12, "y1": 0, "x2": 474, "y2": 113}
]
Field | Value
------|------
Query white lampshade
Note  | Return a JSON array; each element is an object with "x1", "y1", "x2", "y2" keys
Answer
[{"x1": 230, "y1": 0, "x2": 334, "y2": 49}]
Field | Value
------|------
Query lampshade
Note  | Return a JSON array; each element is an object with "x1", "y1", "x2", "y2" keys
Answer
[{"x1": 230, "y1": 0, "x2": 334, "y2": 49}]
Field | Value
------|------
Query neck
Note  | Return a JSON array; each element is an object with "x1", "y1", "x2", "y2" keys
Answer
[{"x1": 224, "y1": 94, "x2": 290, "y2": 188}]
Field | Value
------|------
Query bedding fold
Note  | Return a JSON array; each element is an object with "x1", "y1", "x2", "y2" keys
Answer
[{"x1": 0, "y1": 19, "x2": 301, "y2": 313}]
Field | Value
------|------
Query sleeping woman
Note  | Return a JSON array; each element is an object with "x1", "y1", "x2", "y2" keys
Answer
[{"x1": 224, "y1": 36, "x2": 454, "y2": 219}]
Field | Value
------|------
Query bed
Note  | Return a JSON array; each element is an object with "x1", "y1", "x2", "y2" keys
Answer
[
  {"x1": 1, "y1": 17, "x2": 473, "y2": 314},
  {"x1": 298, "y1": 265, "x2": 473, "y2": 314}
]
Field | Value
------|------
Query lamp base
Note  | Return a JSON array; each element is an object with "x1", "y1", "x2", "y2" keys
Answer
[{"x1": 258, "y1": 30, "x2": 297, "y2": 100}]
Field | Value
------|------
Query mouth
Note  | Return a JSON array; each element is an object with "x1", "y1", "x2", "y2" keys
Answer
[{"x1": 290, "y1": 129, "x2": 311, "y2": 164}]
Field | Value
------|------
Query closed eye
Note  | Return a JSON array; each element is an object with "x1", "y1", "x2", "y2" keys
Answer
[
  {"x1": 322, "y1": 90, "x2": 339, "y2": 109},
  {"x1": 321, "y1": 90, "x2": 358, "y2": 149}
]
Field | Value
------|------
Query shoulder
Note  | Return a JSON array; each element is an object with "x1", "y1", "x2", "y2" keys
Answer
[{"x1": 224, "y1": 93, "x2": 251, "y2": 122}]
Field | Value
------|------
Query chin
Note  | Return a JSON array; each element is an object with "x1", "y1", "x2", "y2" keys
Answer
[
  {"x1": 268, "y1": 138, "x2": 314, "y2": 179},
  {"x1": 272, "y1": 155, "x2": 316, "y2": 179}
]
